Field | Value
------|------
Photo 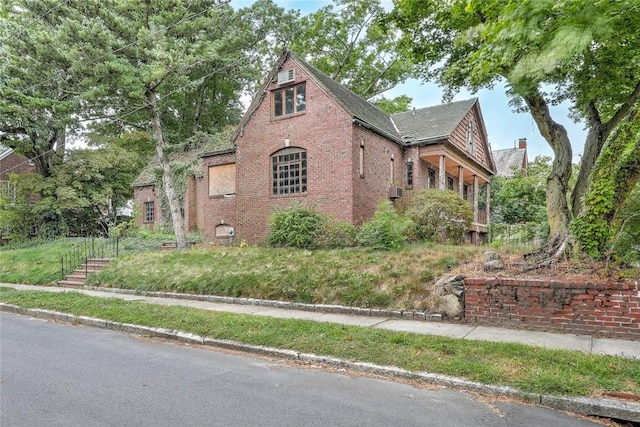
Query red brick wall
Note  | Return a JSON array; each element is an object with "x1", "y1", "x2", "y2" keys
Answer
[
  {"x1": 464, "y1": 278, "x2": 640, "y2": 339},
  {"x1": 235, "y1": 58, "x2": 357, "y2": 243},
  {"x1": 197, "y1": 152, "x2": 237, "y2": 243},
  {"x1": 133, "y1": 185, "x2": 162, "y2": 230},
  {"x1": 352, "y1": 126, "x2": 404, "y2": 224},
  {"x1": 0, "y1": 152, "x2": 35, "y2": 180}
]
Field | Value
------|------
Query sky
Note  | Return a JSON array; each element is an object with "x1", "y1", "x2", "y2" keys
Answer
[{"x1": 231, "y1": 0, "x2": 589, "y2": 163}]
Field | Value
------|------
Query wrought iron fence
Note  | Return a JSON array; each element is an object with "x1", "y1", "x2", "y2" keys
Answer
[{"x1": 60, "y1": 236, "x2": 119, "y2": 281}]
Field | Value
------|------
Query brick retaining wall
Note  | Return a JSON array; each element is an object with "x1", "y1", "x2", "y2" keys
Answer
[{"x1": 464, "y1": 278, "x2": 640, "y2": 339}]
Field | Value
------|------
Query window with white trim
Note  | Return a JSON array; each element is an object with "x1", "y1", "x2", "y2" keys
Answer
[{"x1": 271, "y1": 147, "x2": 307, "y2": 195}]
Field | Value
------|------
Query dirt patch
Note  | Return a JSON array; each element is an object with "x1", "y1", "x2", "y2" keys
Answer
[{"x1": 452, "y1": 252, "x2": 639, "y2": 282}]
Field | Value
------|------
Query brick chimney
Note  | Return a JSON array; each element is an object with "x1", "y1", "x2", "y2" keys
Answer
[{"x1": 518, "y1": 138, "x2": 527, "y2": 150}]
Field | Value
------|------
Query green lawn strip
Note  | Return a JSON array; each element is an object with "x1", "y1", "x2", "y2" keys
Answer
[
  {"x1": 0, "y1": 238, "x2": 79, "y2": 284},
  {"x1": 1, "y1": 287, "x2": 638, "y2": 398}
]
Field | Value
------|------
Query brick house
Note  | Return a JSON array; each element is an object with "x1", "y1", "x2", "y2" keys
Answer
[
  {"x1": 134, "y1": 51, "x2": 496, "y2": 244},
  {"x1": 0, "y1": 143, "x2": 35, "y2": 202}
]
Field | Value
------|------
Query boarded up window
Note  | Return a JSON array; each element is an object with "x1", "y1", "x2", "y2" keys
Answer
[{"x1": 208, "y1": 163, "x2": 236, "y2": 196}]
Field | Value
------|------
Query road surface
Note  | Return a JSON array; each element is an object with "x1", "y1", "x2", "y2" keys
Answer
[{"x1": 0, "y1": 312, "x2": 601, "y2": 426}]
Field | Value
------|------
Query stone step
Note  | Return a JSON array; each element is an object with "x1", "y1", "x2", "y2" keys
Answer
[{"x1": 57, "y1": 280, "x2": 85, "y2": 288}]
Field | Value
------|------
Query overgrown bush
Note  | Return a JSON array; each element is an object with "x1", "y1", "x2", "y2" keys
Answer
[
  {"x1": 405, "y1": 189, "x2": 473, "y2": 244},
  {"x1": 314, "y1": 219, "x2": 357, "y2": 249},
  {"x1": 267, "y1": 204, "x2": 326, "y2": 249},
  {"x1": 355, "y1": 201, "x2": 412, "y2": 250}
]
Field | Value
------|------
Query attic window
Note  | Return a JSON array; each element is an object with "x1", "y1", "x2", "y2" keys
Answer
[
  {"x1": 466, "y1": 118, "x2": 475, "y2": 155},
  {"x1": 277, "y1": 69, "x2": 295, "y2": 85},
  {"x1": 273, "y1": 83, "x2": 306, "y2": 117}
]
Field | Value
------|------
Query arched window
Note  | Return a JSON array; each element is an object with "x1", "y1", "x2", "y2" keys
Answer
[{"x1": 271, "y1": 147, "x2": 307, "y2": 195}]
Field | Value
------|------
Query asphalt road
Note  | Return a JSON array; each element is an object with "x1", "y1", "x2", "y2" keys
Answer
[{"x1": 1, "y1": 312, "x2": 602, "y2": 427}]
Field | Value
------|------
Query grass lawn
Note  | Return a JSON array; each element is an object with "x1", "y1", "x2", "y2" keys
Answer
[
  {"x1": 85, "y1": 243, "x2": 483, "y2": 311},
  {"x1": 1, "y1": 286, "x2": 638, "y2": 398}
]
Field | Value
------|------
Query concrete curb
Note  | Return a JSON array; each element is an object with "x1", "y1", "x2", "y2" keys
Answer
[{"x1": 2, "y1": 303, "x2": 639, "y2": 423}]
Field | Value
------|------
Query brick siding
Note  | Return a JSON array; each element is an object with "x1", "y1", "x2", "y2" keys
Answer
[{"x1": 464, "y1": 277, "x2": 640, "y2": 339}]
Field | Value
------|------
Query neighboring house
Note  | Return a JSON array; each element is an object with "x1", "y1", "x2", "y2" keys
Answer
[
  {"x1": 492, "y1": 138, "x2": 528, "y2": 177},
  {"x1": 134, "y1": 51, "x2": 496, "y2": 244},
  {"x1": 0, "y1": 143, "x2": 35, "y2": 202}
]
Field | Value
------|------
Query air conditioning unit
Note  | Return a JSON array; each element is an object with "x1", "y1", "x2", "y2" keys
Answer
[
  {"x1": 277, "y1": 69, "x2": 295, "y2": 85},
  {"x1": 389, "y1": 185, "x2": 403, "y2": 199}
]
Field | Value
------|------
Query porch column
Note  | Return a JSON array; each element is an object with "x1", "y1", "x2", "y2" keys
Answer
[
  {"x1": 473, "y1": 175, "x2": 479, "y2": 223},
  {"x1": 485, "y1": 181, "x2": 491, "y2": 225},
  {"x1": 439, "y1": 155, "x2": 446, "y2": 190},
  {"x1": 458, "y1": 166, "x2": 464, "y2": 198}
]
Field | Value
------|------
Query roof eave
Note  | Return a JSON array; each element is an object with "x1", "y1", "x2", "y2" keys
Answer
[{"x1": 352, "y1": 118, "x2": 404, "y2": 146}]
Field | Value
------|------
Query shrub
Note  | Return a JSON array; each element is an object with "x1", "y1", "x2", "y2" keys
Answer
[
  {"x1": 267, "y1": 204, "x2": 326, "y2": 249},
  {"x1": 405, "y1": 189, "x2": 473, "y2": 244},
  {"x1": 355, "y1": 201, "x2": 412, "y2": 250},
  {"x1": 315, "y1": 219, "x2": 357, "y2": 249}
]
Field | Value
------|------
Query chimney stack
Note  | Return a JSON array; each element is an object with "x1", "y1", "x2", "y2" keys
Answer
[{"x1": 518, "y1": 138, "x2": 527, "y2": 150}]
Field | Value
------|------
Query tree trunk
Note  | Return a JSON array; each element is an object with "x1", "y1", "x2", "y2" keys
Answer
[
  {"x1": 524, "y1": 92, "x2": 573, "y2": 253},
  {"x1": 574, "y1": 111, "x2": 640, "y2": 256},
  {"x1": 145, "y1": 88, "x2": 188, "y2": 250}
]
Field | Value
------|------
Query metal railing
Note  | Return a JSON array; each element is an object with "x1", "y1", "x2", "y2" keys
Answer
[{"x1": 60, "y1": 236, "x2": 119, "y2": 281}]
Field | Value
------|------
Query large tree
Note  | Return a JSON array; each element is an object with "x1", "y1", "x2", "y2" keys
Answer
[
  {"x1": 292, "y1": 0, "x2": 412, "y2": 108},
  {"x1": 0, "y1": 1, "x2": 82, "y2": 177},
  {"x1": 389, "y1": 0, "x2": 640, "y2": 260}
]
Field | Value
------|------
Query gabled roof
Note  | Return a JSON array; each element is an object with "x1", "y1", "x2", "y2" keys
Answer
[
  {"x1": 234, "y1": 51, "x2": 488, "y2": 163},
  {"x1": 492, "y1": 147, "x2": 527, "y2": 177},
  {"x1": 390, "y1": 98, "x2": 478, "y2": 144},
  {"x1": 295, "y1": 54, "x2": 401, "y2": 143},
  {"x1": 234, "y1": 50, "x2": 403, "y2": 144}
]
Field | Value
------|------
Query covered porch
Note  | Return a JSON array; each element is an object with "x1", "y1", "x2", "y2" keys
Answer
[{"x1": 418, "y1": 144, "x2": 492, "y2": 244}]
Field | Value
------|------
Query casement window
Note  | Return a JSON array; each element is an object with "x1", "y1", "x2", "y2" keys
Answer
[
  {"x1": 466, "y1": 118, "x2": 475, "y2": 155},
  {"x1": 406, "y1": 162, "x2": 413, "y2": 187},
  {"x1": 144, "y1": 201, "x2": 154, "y2": 223},
  {"x1": 359, "y1": 142, "x2": 364, "y2": 178},
  {"x1": 273, "y1": 83, "x2": 306, "y2": 117},
  {"x1": 208, "y1": 163, "x2": 236, "y2": 197},
  {"x1": 428, "y1": 168, "x2": 436, "y2": 189},
  {"x1": 447, "y1": 176, "x2": 454, "y2": 191},
  {"x1": 271, "y1": 147, "x2": 307, "y2": 195}
]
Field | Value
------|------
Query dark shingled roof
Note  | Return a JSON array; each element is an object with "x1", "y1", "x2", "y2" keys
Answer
[
  {"x1": 492, "y1": 147, "x2": 527, "y2": 177},
  {"x1": 291, "y1": 53, "x2": 402, "y2": 143},
  {"x1": 390, "y1": 98, "x2": 478, "y2": 144},
  {"x1": 236, "y1": 51, "x2": 482, "y2": 151}
]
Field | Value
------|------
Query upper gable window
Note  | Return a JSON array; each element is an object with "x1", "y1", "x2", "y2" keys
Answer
[
  {"x1": 466, "y1": 118, "x2": 475, "y2": 155},
  {"x1": 273, "y1": 83, "x2": 306, "y2": 117}
]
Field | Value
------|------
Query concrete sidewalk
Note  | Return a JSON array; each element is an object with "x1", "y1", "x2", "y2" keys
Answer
[{"x1": 3, "y1": 283, "x2": 640, "y2": 359}]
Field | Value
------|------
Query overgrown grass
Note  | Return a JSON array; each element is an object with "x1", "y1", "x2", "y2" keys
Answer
[
  {"x1": 0, "y1": 238, "x2": 80, "y2": 284},
  {"x1": 1, "y1": 287, "x2": 638, "y2": 398},
  {"x1": 85, "y1": 243, "x2": 482, "y2": 310}
]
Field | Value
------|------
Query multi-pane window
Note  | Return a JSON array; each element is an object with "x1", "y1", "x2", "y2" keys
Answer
[
  {"x1": 447, "y1": 176, "x2": 454, "y2": 191},
  {"x1": 144, "y1": 201, "x2": 154, "y2": 223},
  {"x1": 273, "y1": 83, "x2": 306, "y2": 117},
  {"x1": 466, "y1": 118, "x2": 475, "y2": 155},
  {"x1": 428, "y1": 168, "x2": 436, "y2": 189},
  {"x1": 272, "y1": 148, "x2": 307, "y2": 195},
  {"x1": 406, "y1": 162, "x2": 413, "y2": 187}
]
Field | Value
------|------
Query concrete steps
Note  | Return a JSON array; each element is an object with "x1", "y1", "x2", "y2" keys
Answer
[{"x1": 58, "y1": 258, "x2": 110, "y2": 287}]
